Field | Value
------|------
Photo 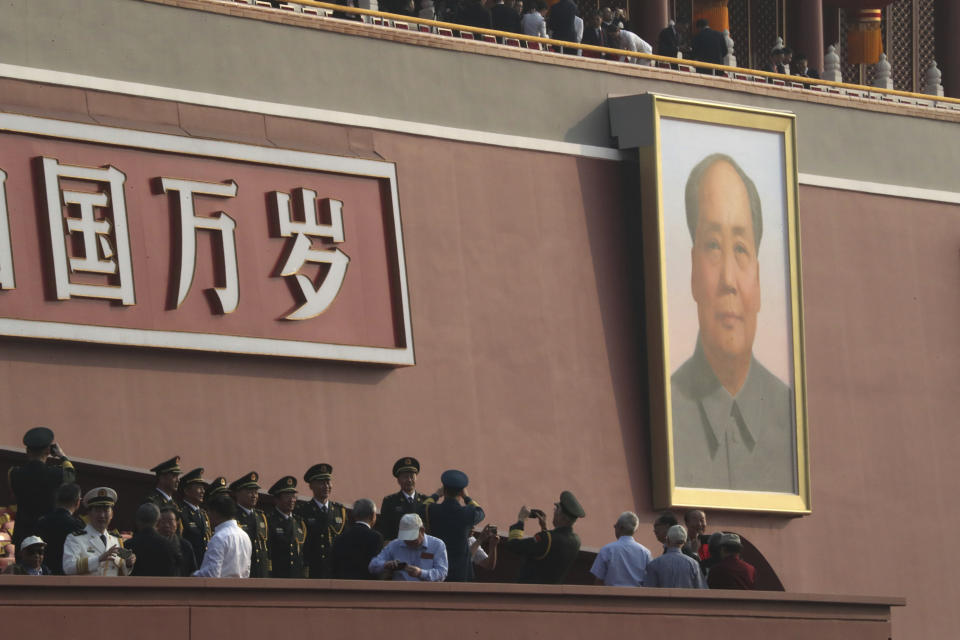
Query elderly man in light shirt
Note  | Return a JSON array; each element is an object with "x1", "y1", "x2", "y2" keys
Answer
[
  {"x1": 590, "y1": 511, "x2": 653, "y2": 586},
  {"x1": 193, "y1": 495, "x2": 251, "y2": 578},
  {"x1": 369, "y1": 513, "x2": 448, "y2": 581},
  {"x1": 643, "y1": 524, "x2": 706, "y2": 588},
  {"x1": 604, "y1": 23, "x2": 653, "y2": 65}
]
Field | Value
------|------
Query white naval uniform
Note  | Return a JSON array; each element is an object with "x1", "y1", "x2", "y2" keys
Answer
[{"x1": 63, "y1": 523, "x2": 131, "y2": 576}]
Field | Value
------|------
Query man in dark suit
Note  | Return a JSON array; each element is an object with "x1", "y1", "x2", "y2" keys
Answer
[
  {"x1": 34, "y1": 482, "x2": 83, "y2": 575},
  {"x1": 8, "y1": 427, "x2": 76, "y2": 549},
  {"x1": 547, "y1": 0, "x2": 578, "y2": 54},
  {"x1": 377, "y1": 457, "x2": 427, "y2": 541},
  {"x1": 128, "y1": 503, "x2": 181, "y2": 576},
  {"x1": 690, "y1": 17, "x2": 727, "y2": 73},
  {"x1": 157, "y1": 505, "x2": 197, "y2": 576},
  {"x1": 330, "y1": 498, "x2": 384, "y2": 580},
  {"x1": 267, "y1": 476, "x2": 306, "y2": 578},
  {"x1": 491, "y1": 0, "x2": 521, "y2": 34},
  {"x1": 657, "y1": 19, "x2": 680, "y2": 58}
]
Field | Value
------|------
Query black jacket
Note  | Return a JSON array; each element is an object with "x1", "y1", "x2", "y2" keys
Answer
[
  {"x1": 127, "y1": 527, "x2": 181, "y2": 577},
  {"x1": 547, "y1": 0, "x2": 578, "y2": 43},
  {"x1": 330, "y1": 522, "x2": 384, "y2": 580},
  {"x1": 35, "y1": 507, "x2": 84, "y2": 575}
]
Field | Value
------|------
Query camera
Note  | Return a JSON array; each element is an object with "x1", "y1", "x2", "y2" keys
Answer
[
  {"x1": 394, "y1": 561, "x2": 407, "y2": 570},
  {"x1": 528, "y1": 509, "x2": 545, "y2": 519}
]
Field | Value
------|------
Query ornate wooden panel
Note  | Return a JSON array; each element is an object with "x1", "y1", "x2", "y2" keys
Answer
[
  {"x1": 750, "y1": 0, "x2": 779, "y2": 69},
  {"x1": 728, "y1": 0, "x2": 749, "y2": 68}
]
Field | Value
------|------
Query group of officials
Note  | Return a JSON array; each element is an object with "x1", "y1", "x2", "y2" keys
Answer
[
  {"x1": 8, "y1": 427, "x2": 754, "y2": 588},
  {"x1": 6, "y1": 429, "x2": 589, "y2": 584}
]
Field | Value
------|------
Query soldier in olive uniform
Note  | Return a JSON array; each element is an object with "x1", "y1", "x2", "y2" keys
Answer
[
  {"x1": 8, "y1": 427, "x2": 76, "y2": 549},
  {"x1": 178, "y1": 467, "x2": 211, "y2": 567},
  {"x1": 266, "y1": 475, "x2": 306, "y2": 578},
  {"x1": 144, "y1": 456, "x2": 182, "y2": 513},
  {"x1": 299, "y1": 463, "x2": 348, "y2": 579},
  {"x1": 505, "y1": 490, "x2": 585, "y2": 584},
  {"x1": 230, "y1": 472, "x2": 270, "y2": 578},
  {"x1": 376, "y1": 457, "x2": 427, "y2": 541},
  {"x1": 205, "y1": 477, "x2": 230, "y2": 502}
]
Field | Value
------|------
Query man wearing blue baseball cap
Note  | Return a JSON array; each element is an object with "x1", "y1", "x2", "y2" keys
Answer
[{"x1": 422, "y1": 469, "x2": 485, "y2": 582}]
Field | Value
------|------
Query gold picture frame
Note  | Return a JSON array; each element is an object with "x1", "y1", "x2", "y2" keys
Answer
[{"x1": 639, "y1": 94, "x2": 810, "y2": 514}]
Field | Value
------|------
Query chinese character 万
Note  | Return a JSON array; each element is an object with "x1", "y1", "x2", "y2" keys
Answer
[
  {"x1": 273, "y1": 188, "x2": 350, "y2": 321},
  {"x1": 41, "y1": 157, "x2": 135, "y2": 304},
  {"x1": 159, "y1": 177, "x2": 239, "y2": 314}
]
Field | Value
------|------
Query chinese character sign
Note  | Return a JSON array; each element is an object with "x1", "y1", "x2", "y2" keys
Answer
[{"x1": 0, "y1": 113, "x2": 413, "y2": 365}]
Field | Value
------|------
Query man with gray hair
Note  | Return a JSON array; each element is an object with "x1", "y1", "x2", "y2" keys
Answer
[
  {"x1": 671, "y1": 153, "x2": 795, "y2": 493},
  {"x1": 330, "y1": 498, "x2": 384, "y2": 580},
  {"x1": 126, "y1": 502, "x2": 181, "y2": 576},
  {"x1": 589, "y1": 511, "x2": 653, "y2": 586},
  {"x1": 643, "y1": 524, "x2": 705, "y2": 588}
]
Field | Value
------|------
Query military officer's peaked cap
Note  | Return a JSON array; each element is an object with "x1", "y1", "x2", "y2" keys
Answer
[
  {"x1": 23, "y1": 426, "x2": 55, "y2": 449},
  {"x1": 393, "y1": 457, "x2": 421, "y2": 477},
  {"x1": 269, "y1": 476, "x2": 298, "y2": 496},
  {"x1": 304, "y1": 463, "x2": 333, "y2": 483},
  {"x1": 84, "y1": 486, "x2": 118, "y2": 508},
  {"x1": 206, "y1": 477, "x2": 230, "y2": 500},
  {"x1": 150, "y1": 456, "x2": 182, "y2": 475},
  {"x1": 440, "y1": 469, "x2": 469, "y2": 490},
  {"x1": 230, "y1": 471, "x2": 260, "y2": 491},
  {"x1": 558, "y1": 490, "x2": 585, "y2": 519},
  {"x1": 179, "y1": 467, "x2": 206, "y2": 487}
]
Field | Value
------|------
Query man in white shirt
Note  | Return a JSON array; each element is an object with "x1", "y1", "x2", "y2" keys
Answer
[
  {"x1": 589, "y1": 511, "x2": 653, "y2": 586},
  {"x1": 63, "y1": 487, "x2": 135, "y2": 576},
  {"x1": 193, "y1": 495, "x2": 251, "y2": 578},
  {"x1": 605, "y1": 23, "x2": 653, "y2": 65}
]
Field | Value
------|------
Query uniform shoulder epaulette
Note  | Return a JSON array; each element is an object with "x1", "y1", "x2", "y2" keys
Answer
[
  {"x1": 72, "y1": 529, "x2": 86, "y2": 536},
  {"x1": 109, "y1": 529, "x2": 120, "y2": 536}
]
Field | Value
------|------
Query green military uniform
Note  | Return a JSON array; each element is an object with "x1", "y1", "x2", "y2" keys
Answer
[
  {"x1": 178, "y1": 467, "x2": 211, "y2": 566},
  {"x1": 505, "y1": 490, "x2": 584, "y2": 584},
  {"x1": 205, "y1": 477, "x2": 230, "y2": 502},
  {"x1": 9, "y1": 427, "x2": 77, "y2": 549},
  {"x1": 298, "y1": 463, "x2": 348, "y2": 579},
  {"x1": 144, "y1": 456, "x2": 182, "y2": 515},
  {"x1": 376, "y1": 457, "x2": 426, "y2": 541},
  {"x1": 230, "y1": 472, "x2": 270, "y2": 578},
  {"x1": 267, "y1": 475, "x2": 306, "y2": 579}
]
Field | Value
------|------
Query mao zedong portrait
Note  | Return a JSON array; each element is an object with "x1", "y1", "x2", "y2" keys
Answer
[{"x1": 670, "y1": 153, "x2": 795, "y2": 493}]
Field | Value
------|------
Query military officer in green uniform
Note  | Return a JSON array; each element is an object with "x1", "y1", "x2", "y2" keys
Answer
[
  {"x1": 505, "y1": 490, "x2": 585, "y2": 584},
  {"x1": 144, "y1": 456, "x2": 181, "y2": 513},
  {"x1": 266, "y1": 475, "x2": 306, "y2": 578},
  {"x1": 230, "y1": 472, "x2": 270, "y2": 578},
  {"x1": 8, "y1": 427, "x2": 76, "y2": 549},
  {"x1": 299, "y1": 463, "x2": 348, "y2": 579},
  {"x1": 205, "y1": 477, "x2": 230, "y2": 502},
  {"x1": 376, "y1": 457, "x2": 427, "y2": 541},
  {"x1": 178, "y1": 467, "x2": 211, "y2": 567}
]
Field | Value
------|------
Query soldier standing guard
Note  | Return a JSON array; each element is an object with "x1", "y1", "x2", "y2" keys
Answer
[
  {"x1": 205, "y1": 477, "x2": 230, "y2": 502},
  {"x1": 178, "y1": 467, "x2": 211, "y2": 566},
  {"x1": 299, "y1": 463, "x2": 347, "y2": 579},
  {"x1": 266, "y1": 476, "x2": 306, "y2": 578},
  {"x1": 8, "y1": 427, "x2": 76, "y2": 549},
  {"x1": 230, "y1": 472, "x2": 270, "y2": 578},
  {"x1": 145, "y1": 456, "x2": 182, "y2": 513},
  {"x1": 377, "y1": 457, "x2": 427, "y2": 541}
]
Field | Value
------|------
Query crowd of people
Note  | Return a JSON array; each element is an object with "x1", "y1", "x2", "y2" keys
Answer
[
  {"x1": 269, "y1": 0, "x2": 823, "y2": 78},
  {"x1": 5, "y1": 427, "x2": 755, "y2": 589}
]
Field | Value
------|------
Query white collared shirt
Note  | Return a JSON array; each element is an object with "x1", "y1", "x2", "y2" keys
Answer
[{"x1": 193, "y1": 519, "x2": 251, "y2": 578}]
